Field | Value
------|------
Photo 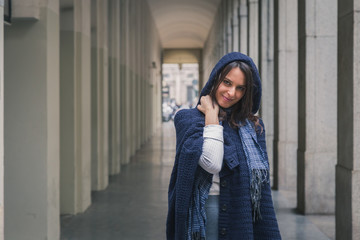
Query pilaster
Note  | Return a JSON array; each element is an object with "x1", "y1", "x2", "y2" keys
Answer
[
  {"x1": 297, "y1": 0, "x2": 337, "y2": 214},
  {"x1": 60, "y1": 0, "x2": 92, "y2": 215},
  {"x1": 336, "y1": 0, "x2": 360, "y2": 238},
  {"x1": 273, "y1": 0, "x2": 298, "y2": 191}
]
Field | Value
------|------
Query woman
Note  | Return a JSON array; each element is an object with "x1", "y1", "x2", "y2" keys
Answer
[{"x1": 166, "y1": 52, "x2": 281, "y2": 240}]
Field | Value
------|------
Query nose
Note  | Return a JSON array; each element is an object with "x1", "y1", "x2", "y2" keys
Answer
[{"x1": 228, "y1": 87, "x2": 235, "y2": 97}]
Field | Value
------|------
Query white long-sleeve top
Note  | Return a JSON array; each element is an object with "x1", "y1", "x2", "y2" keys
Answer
[{"x1": 198, "y1": 124, "x2": 224, "y2": 195}]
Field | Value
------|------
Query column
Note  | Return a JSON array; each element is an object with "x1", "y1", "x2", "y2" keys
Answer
[
  {"x1": 297, "y1": 0, "x2": 337, "y2": 214},
  {"x1": 198, "y1": 50, "x2": 204, "y2": 97},
  {"x1": 114, "y1": 0, "x2": 121, "y2": 171},
  {"x1": 222, "y1": 1, "x2": 227, "y2": 55},
  {"x1": 60, "y1": 0, "x2": 92, "y2": 214},
  {"x1": 239, "y1": 0, "x2": 248, "y2": 54},
  {"x1": 175, "y1": 65, "x2": 181, "y2": 105},
  {"x1": 129, "y1": 0, "x2": 136, "y2": 156},
  {"x1": 124, "y1": 0, "x2": 133, "y2": 162},
  {"x1": 4, "y1": 0, "x2": 60, "y2": 239},
  {"x1": 232, "y1": 0, "x2": 239, "y2": 52},
  {"x1": 91, "y1": 0, "x2": 109, "y2": 191},
  {"x1": 0, "y1": 2, "x2": 4, "y2": 239},
  {"x1": 119, "y1": 0, "x2": 129, "y2": 165},
  {"x1": 108, "y1": 0, "x2": 121, "y2": 175},
  {"x1": 336, "y1": 0, "x2": 360, "y2": 238},
  {"x1": 136, "y1": 1, "x2": 141, "y2": 149},
  {"x1": 247, "y1": 0, "x2": 259, "y2": 65},
  {"x1": 107, "y1": 1, "x2": 113, "y2": 175},
  {"x1": 227, "y1": 0, "x2": 233, "y2": 52},
  {"x1": 273, "y1": 0, "x2": 298, "y2": 190},
  {"x1": 259, "y1": 0, "x2": 275, "y2": 181}
]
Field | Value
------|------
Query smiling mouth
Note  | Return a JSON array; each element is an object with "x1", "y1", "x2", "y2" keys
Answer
[{"x1": 222, "y1": 95, "x2": 232, "y2": 102}]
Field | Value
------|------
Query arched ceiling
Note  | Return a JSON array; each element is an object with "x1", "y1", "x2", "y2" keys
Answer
[{"x1": 146, "y1": 0, "x2": 221, "y2": 49}]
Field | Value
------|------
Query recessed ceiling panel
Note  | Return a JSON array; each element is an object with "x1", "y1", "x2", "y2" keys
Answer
[{"x1": 146, "y1": 0, "x2": 221, "y2": 48}]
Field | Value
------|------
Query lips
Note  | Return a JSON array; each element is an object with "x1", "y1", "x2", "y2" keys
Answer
[{"x1": 222, "y1": 95, "x2": 232, "y2": 102}]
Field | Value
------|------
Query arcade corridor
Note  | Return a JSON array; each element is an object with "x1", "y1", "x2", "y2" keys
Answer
[
  {"x1": 1, "y1": 0, "x2": 359, "y2": 239},
  {"x1": 60, "y1": 122, "x2": 334, "y2": 240}
]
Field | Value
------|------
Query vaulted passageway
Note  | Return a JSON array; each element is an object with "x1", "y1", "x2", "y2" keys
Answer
[{"x1": 0, "y1": 0, "x2": 359, "y2": 239}]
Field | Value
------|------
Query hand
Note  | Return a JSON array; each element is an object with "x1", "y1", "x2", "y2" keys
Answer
[
  {"x1": 197, "y1": 95, "x2": 219, "y2": 115},
  {"x1": 197, "y1": 95, "x2": 220, "y2": 125}
]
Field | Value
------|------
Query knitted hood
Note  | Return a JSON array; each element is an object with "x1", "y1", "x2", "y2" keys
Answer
[{"x1": 199, "y1": 52, "x2": 262, "y2": 114}]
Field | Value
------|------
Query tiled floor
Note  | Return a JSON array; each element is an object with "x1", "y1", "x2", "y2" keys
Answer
[{"x1": 61, "y1": 122, "x2": 334, "y2": 240}]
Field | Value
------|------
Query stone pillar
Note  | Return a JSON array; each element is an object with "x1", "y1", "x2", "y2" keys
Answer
[
  {"x1": 247, "y1": 0, "x2": 259, "y2": 65},
  {"x1": 142, "y1": 3, "x2": 147, "y2": 144},
  {"x1": 107, "y1": 2, "x2": 113, "y2": 174},
  {"x1": 336, "y1": 0, "x2": 360, "y2": 238},
  {"x1": 239, "y1": 0, "x2": 248, "y2": 54},
  {"x1": 124, "y1": 0, "x2": 132, "y2": 163},
  {"x1": 222, "y1": 1, "x2": 227, "y2": 55},
  {"x1": 108, "y1": 0, "x2": 121, "y2": 175},
  {"x1": 297, "y1": 0, "x2": 337, "y2": 214},
  {"x1": 136, "y1": 1, "x2": 141, "y2": 150},
  {"x1": 232, "y1": 0, "x2": 240, "y2": 52},
  {"x1": 119, "y1": 0, "x2": 129, "y2": 165},
  {"x1": 91, "y1": 0, "x2": 109, "y2": 191},
  {"x1": 60, "y1": 0, "x2": 91, "y2": 214},
  {"x1": 114, "y1": 0, "x2": 121, "y2": 169},
  {"x1": 0, "y1": 3, "x2": 4, "y2": 239},
  {"x1": 227, "y1": 0, "x2": 233, "y2": 52},
  {"x1": 129, "y1": 0, "x2": 136, "y2": 156},
  {"x1": 175, "y1": 65, "x2": 181, "y2": 105},
  {"x1": 198, "y1": 50, "x2": 204, "y2": 96},
  {"x1": 4, "y1": 0, "x2": 60, "y2": 239},
  {"x1": 259, "y1": 0, "x2": 275, "y2": 181},
  {"x1": 273, "y1": 0, "x2": 298, "y2": 191}
]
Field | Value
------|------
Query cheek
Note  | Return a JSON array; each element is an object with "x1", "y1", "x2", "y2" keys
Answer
[{"x1": 215, "y1": 87, "x2": 224, "y2": 98}]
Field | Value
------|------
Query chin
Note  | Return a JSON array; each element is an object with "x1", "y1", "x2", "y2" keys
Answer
[{"x1": 219, "y1": 102, "x2": 234, "y2": 109}]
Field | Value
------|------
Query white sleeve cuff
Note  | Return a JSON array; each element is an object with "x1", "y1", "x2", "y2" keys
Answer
[
  {"x1": 203, "y1": 124, "x2": 223, "y2": 142},
  {"x1": 198, "y1": 125, "x2": 224, "y2": 174}
]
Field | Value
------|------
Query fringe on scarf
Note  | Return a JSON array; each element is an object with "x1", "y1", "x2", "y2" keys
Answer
[
  {"x1": 191, "y1": 232, "x2": 205, "y2": 240},
  {"x1": 250, "y1": 168, "x2": 269, "y2": 222}
]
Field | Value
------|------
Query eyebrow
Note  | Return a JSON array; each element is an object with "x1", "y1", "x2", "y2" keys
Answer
[{"x1": 224, "y1": 78, "x2": 246, "y2": 87}]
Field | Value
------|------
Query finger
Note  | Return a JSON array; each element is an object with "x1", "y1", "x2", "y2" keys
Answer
[
  {"x1": 204, "y1": 95, "x2": 211, "y2": 102},
  {"x1": 197, "y1": 105, "x2": 205, "y2": 114}
]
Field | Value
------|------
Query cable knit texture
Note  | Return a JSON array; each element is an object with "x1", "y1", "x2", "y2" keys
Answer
[{"x1": 166, "y1": 52, "x2": 281, "y2": 240}]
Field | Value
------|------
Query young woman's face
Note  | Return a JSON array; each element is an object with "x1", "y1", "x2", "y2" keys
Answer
[{"x1": 215, "y1": 67, "x2": 246, "y2": 108}]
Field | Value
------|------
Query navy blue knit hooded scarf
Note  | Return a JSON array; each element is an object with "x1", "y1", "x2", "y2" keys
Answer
[{"x1": 166, "y1": 52, "x2": 273, "y2": 240}]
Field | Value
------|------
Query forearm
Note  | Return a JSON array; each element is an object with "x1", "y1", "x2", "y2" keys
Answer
[
  {"x1": 205, "y1": 111, "x2": 219, "y2": 126},
  {"x1": 198, "y1": 124, "x2": 224, "y2": 174}
]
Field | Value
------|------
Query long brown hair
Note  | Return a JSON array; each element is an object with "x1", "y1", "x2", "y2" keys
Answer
[{"x1": 209, "y1": 61, "x2": 261, "y2": 129}]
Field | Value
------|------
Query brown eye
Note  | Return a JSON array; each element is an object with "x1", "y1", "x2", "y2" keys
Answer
[{"x1": 223, "y1": 80, "x2": 231, "y2": 85}]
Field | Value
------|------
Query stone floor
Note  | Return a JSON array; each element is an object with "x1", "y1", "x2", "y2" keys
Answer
[{"x1": 61, "y1": 122, "x2": 335, "y2": 240}]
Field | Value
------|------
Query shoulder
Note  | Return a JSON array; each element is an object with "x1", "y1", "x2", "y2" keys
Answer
[
  {"x1": 174, "y1": 107, "x2": 203, "y2": 128},
  {"x1": 174, "y1": 108, "x2": 205, "y2": 145}
]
